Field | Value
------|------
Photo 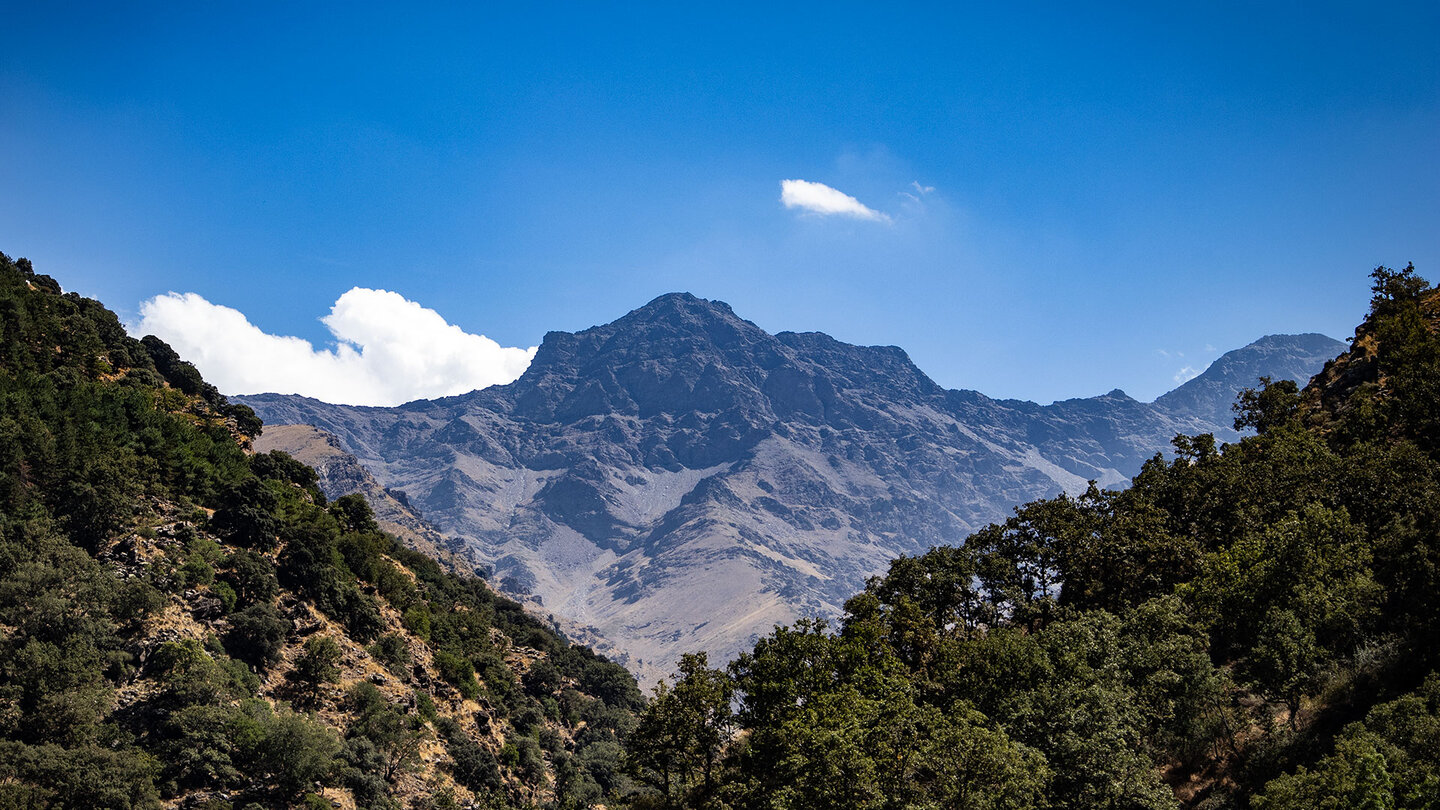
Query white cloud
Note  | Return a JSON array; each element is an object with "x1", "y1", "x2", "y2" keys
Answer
[
  {"x1": 1174, "y1": 365, "x2": 1202, "y2": 384},
  {"x1": 780, "y1": 179, "x2": 891, "y2": 222},
  {"x1": 134, "y1": 288, "x2": 537, "y2": 407},
  {"x1": 900, "y1": 181, "x2": 937, "y2": 204}
]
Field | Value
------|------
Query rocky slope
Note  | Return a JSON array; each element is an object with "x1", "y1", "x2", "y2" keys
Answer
[
  {"x1": 256, "y1": 424, "x2": 477, "y2": 573},
  {"x1": 104, "y1": 498, "x2": 620, "y2": 810},
  {"x1": 256, "y1": 423, "x2": 641, "y2": 681},
  {"x1": 240, "y1": 294, "x2": 1342, "y2": 681}
]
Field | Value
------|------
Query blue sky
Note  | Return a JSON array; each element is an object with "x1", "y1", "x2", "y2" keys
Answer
[{"x1": 2, "y1": 2, "x2": 1436, "y2": 405}]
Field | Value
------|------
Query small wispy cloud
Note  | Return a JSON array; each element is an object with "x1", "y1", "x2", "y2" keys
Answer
[
  {"x1": 780, "y1": 179, "x2": 891, "y2": 223},
  {"x1": 134, "y1": 288, "x2": 536, "y2": 407},
  {"x1": 1174, "y1": 366, "x2": 1202, "y2": 384},
  {"x1": 900, "y1": 180, "x2": 937, "y2": 204}
]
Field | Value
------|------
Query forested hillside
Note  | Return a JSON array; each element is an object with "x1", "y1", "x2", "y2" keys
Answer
[
  {"x1": 620, "y1": 266, "x2": 1440, "y2": 809},
  {"x1": 0, "y1": 251, "x2": 644, "y2": 809}
]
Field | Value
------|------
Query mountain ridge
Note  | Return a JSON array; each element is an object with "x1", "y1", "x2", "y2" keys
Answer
[
  {"x1": 1155, "y1": 332, "x2": 1345, "y2": 423},
  {"x1": 239, "y1": 293, "x2": 1344, "y2": 681}
]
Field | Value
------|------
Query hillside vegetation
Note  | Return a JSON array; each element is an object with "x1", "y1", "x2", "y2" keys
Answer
[
  {"x1": 620, "y1": 265, "x2": 1440, "y2": 809},
  {"x1": 0, "y1": 251, "x2": 644, "y2": 809}
]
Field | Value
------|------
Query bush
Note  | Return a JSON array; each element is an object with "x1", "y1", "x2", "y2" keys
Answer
[
  {"x1": 434, "y1": 650, "x2": 481, "y2": 700},
  {"x1": 414, "y1": 690, "x2": 437, "y2": 723},
  {"x1": 446, "y1": 734, "x2": 502, "y2": 792},
  {"x1": 513, "y1": 735, "x2": 546, "y2": 784},
  {"x1": 368, "y1": 633, "x2": 412, "y2": 676},
  {"x1": 292, "y1": 636, "x2": 342, "y2": 697},
  {"x1": 223, "y1": 603, "x2": 288, "y2": 670},
  {"x1": 212, "y1": 580, "x2": 238, "y2": 614},
  {"x1": 180, "y1": 556, "x2": 214, "y2": 587},
  {"x1": 402, "y1": 605, "x2": 432, "y2": 640},
  {"x1": 523, "y1": 660, "x2": 561, "y2": 698},
  {"x1": 512, "y1": 706, "x2": 544, "y2": 736},
  {"x1": 223, "y1": 550, "x2": 278, "y2": 606},
  {"x1": 244, "y1": 705, "x2": 341, "y2": 797}
]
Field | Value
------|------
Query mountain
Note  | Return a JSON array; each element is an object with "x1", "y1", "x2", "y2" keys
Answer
[
  {"x1": 239, "y1": 293, "x2": 1342, "y2": 681},
  {"x1": 255, "y1": 423, "x2": 476, "y2": 571}
]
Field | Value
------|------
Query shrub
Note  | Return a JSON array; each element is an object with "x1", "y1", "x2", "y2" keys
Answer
[{"x1": 223, "y1": 603, "x2": 288, "y2": 670}]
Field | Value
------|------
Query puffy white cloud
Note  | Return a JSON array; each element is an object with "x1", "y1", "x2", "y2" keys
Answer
[
  {"x1": 134, "y1": 288, "x2": 536, "y2": 406},
  {"x1": 1173, "y1": 365, "x2": 1202, "y2": 384},
  {"x1": 780, "y1": 179, "x2": 891, "y2": 222}
]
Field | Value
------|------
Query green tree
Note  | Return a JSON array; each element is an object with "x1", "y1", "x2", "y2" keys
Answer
[
  {"x1": 1235, "y1": 377, "x2": 1303, "y2": 434},
  {"x1": 223, "y1": 603, "x2": 289, "y2": 670},
  {"x1": 224, "y1": 549, "x2": 279, "y2": 606},
  {"x1": 347, "y1": 682, "x2": 430, "y2": 782},
  {"x1": 368, "y1": 633, "x2": 412, "y2": 676},
  {"x1": 291, "y1": 636, "x2": 342, "y2": 705},
  {"x1": 243, "y1": 702, "x2": 342, "y2": 799},
  {"x1": 627, "y1": 652, "x2": 735, "y2": 808}
]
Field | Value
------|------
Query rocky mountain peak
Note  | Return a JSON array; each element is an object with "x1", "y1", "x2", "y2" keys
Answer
[
  {"x1": 529, "y1": 293, "x2": 761, "y2": 367},
  {"x1": 506, "y1": 292, "x2": 948, "y2": 431},
  {"x1": 507, "y1": 293, "x2": 786, "y2": 424},
  {"x1": 623, "y1": 290, "x2": 741, "y2": 325}
]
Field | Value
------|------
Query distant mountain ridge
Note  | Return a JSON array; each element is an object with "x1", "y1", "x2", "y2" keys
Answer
[
  {"x1": 240, "y1": 293, "x2": 1343, "y2": 682},
  {"x1": 1156, "y1": 333, "x2": 1345, "y2": 426}
]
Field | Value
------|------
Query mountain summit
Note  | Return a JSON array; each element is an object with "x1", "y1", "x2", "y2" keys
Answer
[{"x1": 240, "y1": 294, "x2": 1342, "y2": 681}]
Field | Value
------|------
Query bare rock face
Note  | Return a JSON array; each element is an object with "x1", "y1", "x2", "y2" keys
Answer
[{"x1": 239, "y1": 293, "x2": 1342, "y2": 683}]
